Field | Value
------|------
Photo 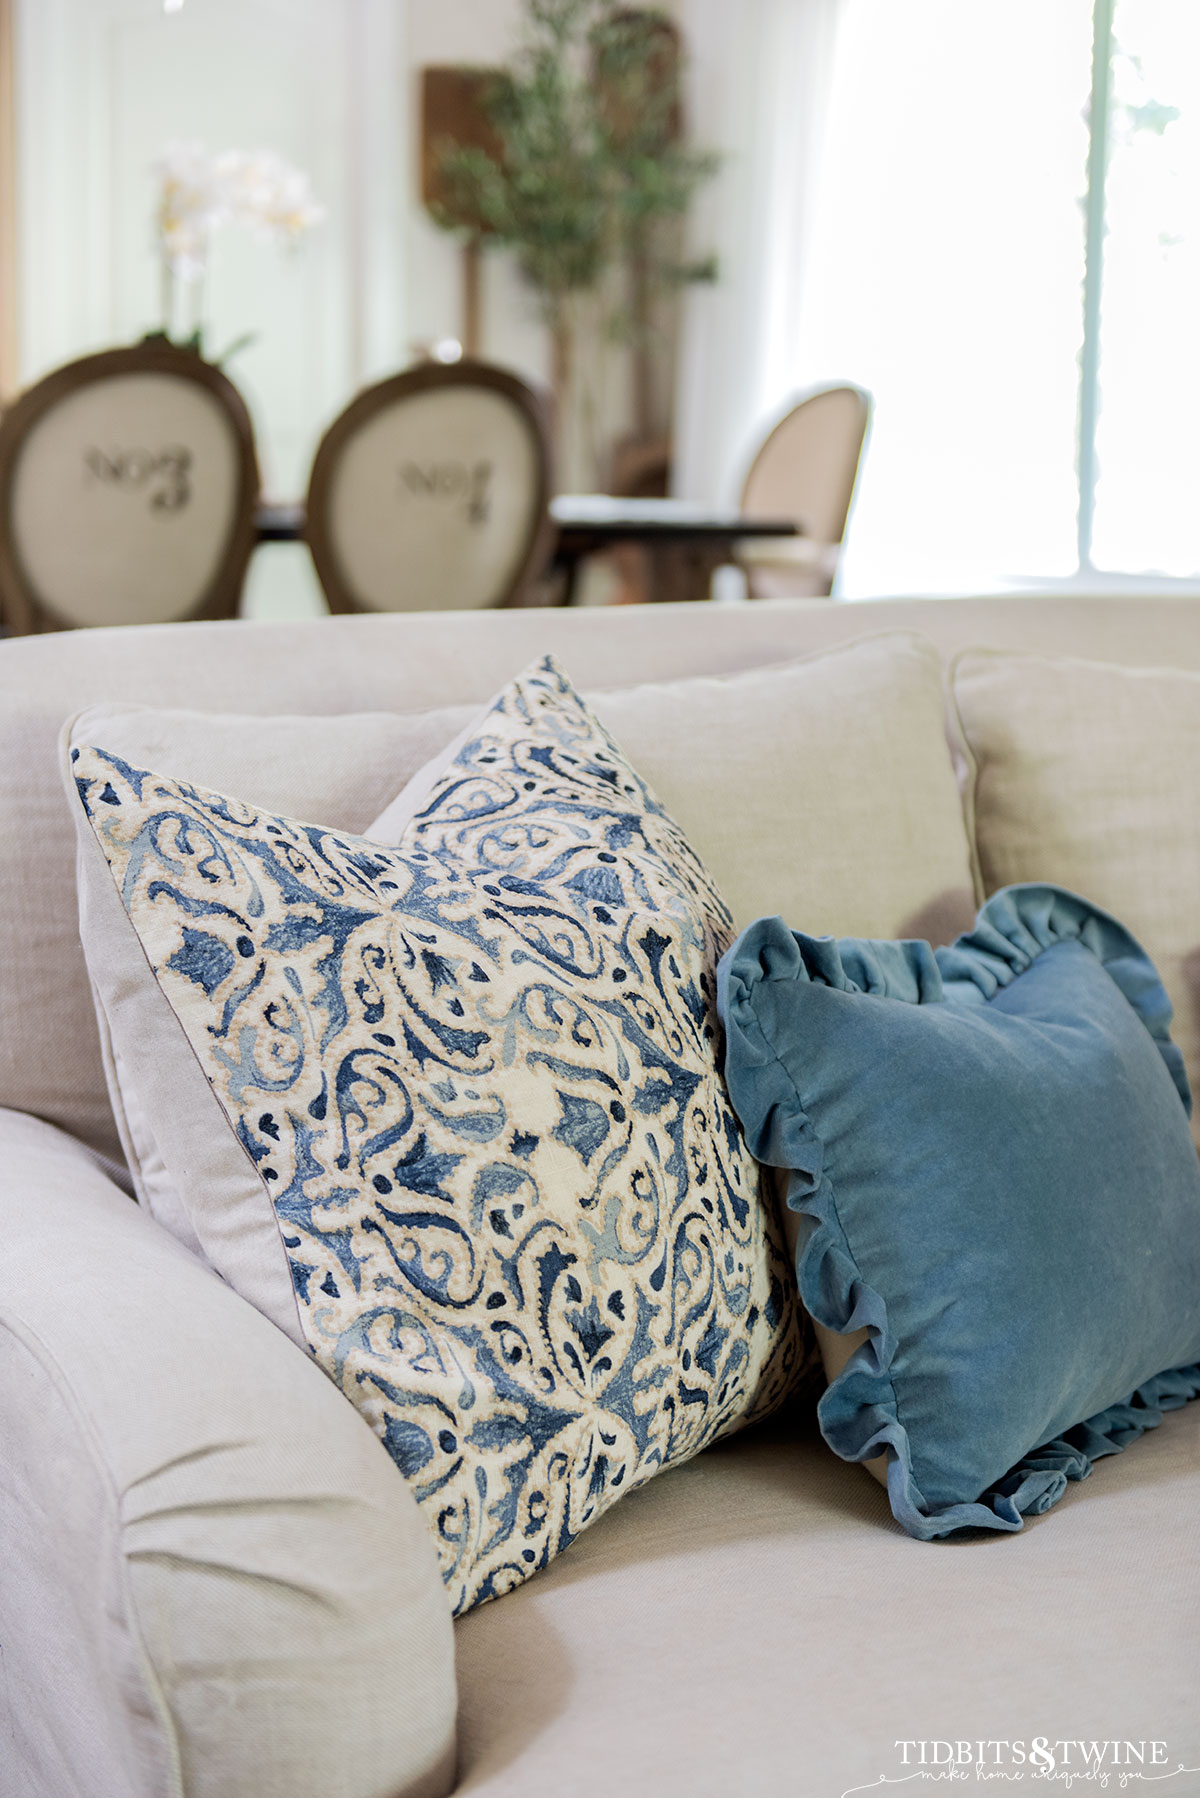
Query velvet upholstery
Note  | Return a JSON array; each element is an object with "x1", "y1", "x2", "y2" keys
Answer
[{"x1": 719, "y1": 884, "x2": 1200, "y2": 1538}]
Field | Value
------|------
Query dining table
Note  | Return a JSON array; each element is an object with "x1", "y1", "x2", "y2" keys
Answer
[{"x1": 255, "y1": 494, "x2": 800, "y2": 605}]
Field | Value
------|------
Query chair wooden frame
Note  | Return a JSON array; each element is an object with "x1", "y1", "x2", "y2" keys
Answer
[
  {"x1": 0, "y1": 340, "x2": 260, "y2": 635},
  {"x1": 304, "y1": 358, "x2": 556, "y2": 614}
]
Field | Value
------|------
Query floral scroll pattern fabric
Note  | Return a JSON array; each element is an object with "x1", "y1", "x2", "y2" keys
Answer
[{"x1": 73, "y1": 656, "x2": 800, "y2": 1612}]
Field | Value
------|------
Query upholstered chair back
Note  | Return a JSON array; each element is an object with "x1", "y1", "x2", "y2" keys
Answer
[
  {"x1": 0, "y1": 343, "x2": 259, "y2": 634},
  {"x1": 304, "y1": 359, "x2": 554, "y2": 614}
]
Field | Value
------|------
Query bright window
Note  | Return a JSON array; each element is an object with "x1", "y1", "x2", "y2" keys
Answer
[
  {"x1": 1091, "y1": 0, "x2": 1200, "y2": 576},
  {"x1": 801, "y1": 0, "x2": 1200, "y2": 596}
]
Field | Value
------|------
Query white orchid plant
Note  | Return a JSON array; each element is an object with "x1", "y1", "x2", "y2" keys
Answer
[{"x1": 152, "y1": 141, "x2": 325, "y2": 358}]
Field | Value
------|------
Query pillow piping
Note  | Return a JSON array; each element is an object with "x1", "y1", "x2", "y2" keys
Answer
[{"x1": 718, "y1": 882, "x2": 1200, "y2": 1539}]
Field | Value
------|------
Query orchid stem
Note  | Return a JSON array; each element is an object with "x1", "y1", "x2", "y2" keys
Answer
[{"x1": 161, "y1": 255, "x2": 175, "y2": 339}]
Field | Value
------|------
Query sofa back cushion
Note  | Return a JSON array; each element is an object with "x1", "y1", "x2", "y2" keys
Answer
[
  {"x1": 367, "y1": 632, "x2": 977, "y2": 946},
  {"x1": 952, "y1": 648, "x2": 1200, "y2": 1147},
  {"x1": 8, "y1": 595, "x2": 1200, "y2": 1163},
  {"x1": 33, "y1": 630, "x2": 976, "y2": 1169}
]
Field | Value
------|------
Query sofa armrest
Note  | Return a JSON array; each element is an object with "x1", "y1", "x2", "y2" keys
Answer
[{"x1": 0, "y1": 1109, "x2": 456, "y2": 1798}]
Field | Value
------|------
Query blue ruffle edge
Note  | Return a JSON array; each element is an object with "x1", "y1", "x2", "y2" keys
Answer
[{"x1": 717, "y1": 881, "x2": 1200, "y2": 1539}]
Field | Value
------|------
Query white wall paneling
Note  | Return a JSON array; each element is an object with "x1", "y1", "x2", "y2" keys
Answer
[
  {"x1": 0, "y1": 0, "x2": 17, "y2": 400},
  {"x1": 14, "y1": 0, "x2": 405, "y2": 496}
]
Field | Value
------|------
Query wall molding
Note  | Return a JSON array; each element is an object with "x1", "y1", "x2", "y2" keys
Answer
[{"x1": 0, "y1": 0, "x2": 16, "y2": 398}]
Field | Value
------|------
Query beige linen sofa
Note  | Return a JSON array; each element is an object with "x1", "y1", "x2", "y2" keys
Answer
[{"x1": 2, "y1": 595, "x2": 1198, "y2": 1798}]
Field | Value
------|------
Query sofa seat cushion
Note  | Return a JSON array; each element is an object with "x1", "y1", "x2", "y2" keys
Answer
[{"x1": 452, "y1": 1400, "x2": 1200, "y2": 1796}]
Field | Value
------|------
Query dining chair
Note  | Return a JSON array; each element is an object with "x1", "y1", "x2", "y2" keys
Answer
[
  {"x1": 736, "y1": 383, "x2": 872, "y2": 598},
  {"x1": 0, "y1": 341, "x2": 259, "y2": 635},
  {"x1": 304, "y1": 359, "x2": 556, "y2": 614}
]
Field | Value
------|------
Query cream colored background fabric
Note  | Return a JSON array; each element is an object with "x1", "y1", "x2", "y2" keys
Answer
[
  {"x1": 0, "y1": 1108, "x2": 456, "y2": 1798},
  {"x1": 87, "y1": 636, "x2": 979, "y2": 955},
  {"x1": 8, "y1": 594, "x2": 1200, "y2": 1168},
  {"x1": 953, "y1": 649, "x2": 1200, "y2": 1146}
]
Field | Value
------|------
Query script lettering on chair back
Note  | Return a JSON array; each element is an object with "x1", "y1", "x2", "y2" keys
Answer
[
  {"x1": 399, "y1": 457, "x2": 493, "y2": 525},
  {"x1": 82, "y1": 444, "x2": 193, "y2": 514},
  {"x1": 8, "y1": 374, "x2": 240, "y2": 627}
]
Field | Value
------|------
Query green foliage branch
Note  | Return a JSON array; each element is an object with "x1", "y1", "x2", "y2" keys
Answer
[{"x1": 431, "y1": 0, "x2": 719, "y2": 345}]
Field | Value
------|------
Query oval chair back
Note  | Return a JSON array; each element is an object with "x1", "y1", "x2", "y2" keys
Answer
[
  {"x1": 739, "y1": 383, "x2": 872, "y2": 598},
  {"x1": 304, "y1": 359, "x2": 555, "y2": 614},
  {"x1": 0, "y1": 342, "x2": 259, "y2": 635}
]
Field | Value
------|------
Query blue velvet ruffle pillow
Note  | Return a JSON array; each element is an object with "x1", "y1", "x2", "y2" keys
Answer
[{"x1": 717, "y1": 884, "x2": 1200, "y2": 1538}]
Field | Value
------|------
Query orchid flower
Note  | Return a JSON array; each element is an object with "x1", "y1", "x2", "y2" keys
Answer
[
  {"x1": 153, "y1": 140, "x2": 226, "y2": 280},
  {"x1": 152, "y1": 140, "x2": 324, "y2": 342},
  {"x1": 216, "y1": 150, "x2": 326, "y2": 247}
]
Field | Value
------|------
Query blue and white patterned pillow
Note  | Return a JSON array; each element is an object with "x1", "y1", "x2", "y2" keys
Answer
[{"x1": 71, "y1": 655, "x2": 802, "y2": 1611}]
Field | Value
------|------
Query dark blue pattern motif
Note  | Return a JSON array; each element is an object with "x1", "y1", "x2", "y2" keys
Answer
[{"x1": 75, "y1": 656, "x2": 801, "y2": 1612}]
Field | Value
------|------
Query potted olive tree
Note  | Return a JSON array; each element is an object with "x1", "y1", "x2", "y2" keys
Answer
[{"x1": 428, "y1": 0, "x2": 718, "y2": 489}]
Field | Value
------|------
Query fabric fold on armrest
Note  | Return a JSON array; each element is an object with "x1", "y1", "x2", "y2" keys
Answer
[{"x1": 0, "y1": 1108, "x2": 456, "y2": 1798}]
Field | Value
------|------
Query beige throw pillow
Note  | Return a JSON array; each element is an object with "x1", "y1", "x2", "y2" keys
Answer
[
  {"x1": 88, "y1": 631, "x2": 976, "y2": 952},
  {"x1": 372, "y1": 631, "x2": 979, "y2": 947},
  {"x1": 952, "y1": 648, "x2": 1200, "y2": 1146}
]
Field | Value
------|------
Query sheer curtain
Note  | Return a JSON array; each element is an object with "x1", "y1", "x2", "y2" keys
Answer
[
  {"x1": 1091, "y1": 2, "x2": 1200, "y2": 577},
  {"x1": 797, "y1": 0, "x2": 1091, "y2": 596},
  {"x1": 672, "y1": 0, "x2": 845, "y2": 508},
  {"x1": 675, "y1": 0, "x2": 1095, "y2": 598}
]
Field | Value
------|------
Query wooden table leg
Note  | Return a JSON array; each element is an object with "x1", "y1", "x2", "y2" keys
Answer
[{"x1": 641, "y1": 537, "x2": 733, "y2": 602}]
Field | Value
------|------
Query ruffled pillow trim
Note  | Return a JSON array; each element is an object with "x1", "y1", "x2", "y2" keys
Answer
[
  {"x1": 934, "y1": 881, "x2": 1190, "y2": 1115},
  {"x1": 717, "y1": 881, "x2": 1199, "y2": 1539}
]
